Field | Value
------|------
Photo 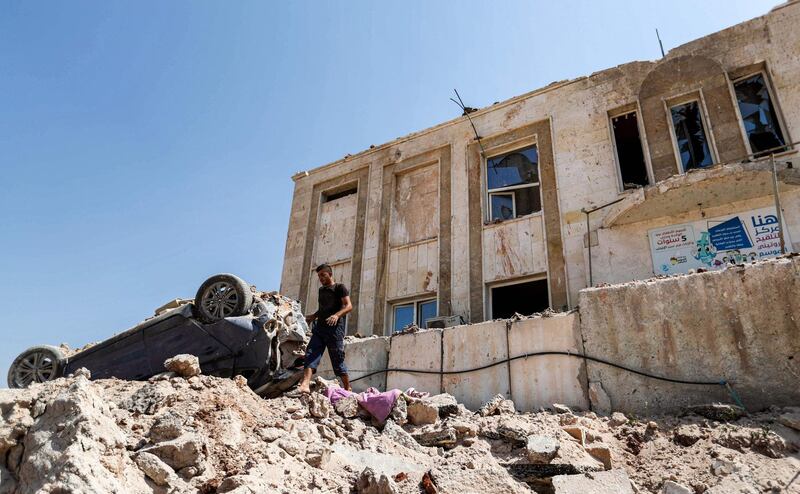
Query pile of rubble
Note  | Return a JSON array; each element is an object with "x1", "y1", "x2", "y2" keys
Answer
[{"x1": 1, "y1": 365, "x2": 798, "y2": 494}]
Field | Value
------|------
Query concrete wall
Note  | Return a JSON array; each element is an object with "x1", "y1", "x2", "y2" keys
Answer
[
  {"x1": 386, "y1": 329, "x2": 442, "y2": 395},
  {"x1": 580, "y1": 256, "x2": 800, "y2": 414},
  {"x1": 316, "y1": 336, "x2": 390, "y2": 393},
  {"x1": 383, "y1": 313, "x2": 590, "y2": 412}
]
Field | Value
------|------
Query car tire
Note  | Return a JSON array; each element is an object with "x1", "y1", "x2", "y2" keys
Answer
[
  {"x1": 7, "y1": 345, "x2": 65, "y2": 389},
  {"x1": 193, "y1": 274, "x2": 253, "y2": 323}
]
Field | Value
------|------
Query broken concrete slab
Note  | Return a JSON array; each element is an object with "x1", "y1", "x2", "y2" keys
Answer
[
  {"x1": 525, "y1": 435, "x2": 559, "y2": 464},
  {"x1": 407, "y1": 399, "x2": 438, "y2": 426},
  {"x1": 551, "y1": 469, "x2": 634, "y2": 493}
]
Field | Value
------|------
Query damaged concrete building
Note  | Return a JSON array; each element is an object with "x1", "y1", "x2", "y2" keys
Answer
[{"x1": 281, "y1": 2, "x2": 800, "y2": 336}]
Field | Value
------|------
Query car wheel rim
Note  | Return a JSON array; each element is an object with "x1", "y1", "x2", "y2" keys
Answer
[
  {"x1": 13, "y1": 351, "x2": 57, "y2": 387},
  {"x1": 201, "y1": 281, "x2": 239, "y2": 319}
]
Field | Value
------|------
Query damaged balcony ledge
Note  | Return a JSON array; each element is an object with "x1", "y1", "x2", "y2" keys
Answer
[{"x1": 601, "y1": 156, "x2": 800, "y2": 227}]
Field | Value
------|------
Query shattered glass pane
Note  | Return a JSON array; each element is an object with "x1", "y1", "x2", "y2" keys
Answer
[
  {"x1": 418, "y1": 300, "x2": 437, "y2": 328},
  {"x1": 486, "y1": 146, "x2": 539, "y2": 190},
  {"x1": 393, "y1": 304, "x2": 413, "y2": 332},
  {"x1": 490, "y1": 194, "x2": 514, "y2": 221},
  {"x1": 734, "y1": 73, "x2": 785, "y2": 155},
  {"x1": 671, "y1": 101, "x2": 713, "y2": 171}
]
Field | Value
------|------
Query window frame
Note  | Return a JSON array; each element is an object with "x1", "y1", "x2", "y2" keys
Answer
[
  {"x1": 730, "y1": 70, "x2": 790, "y2": 157},
  {"x1": 608, "y1": 106, "x2": 654, "y2": 192},
  {"x1": 484, "y1": 144, "x2": 542, "y2": 222},
  {"x1": 390, "y1": 298, "x2": 438, "y2": 332},
  {"x1": 665, "y1": 93, "x2": 718, "y2": 174}
]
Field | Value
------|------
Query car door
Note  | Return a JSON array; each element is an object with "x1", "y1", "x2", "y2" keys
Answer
[
  {"x1": 67, "y1": 329, "x2": 152, "y2": 380},
  {"x1": 142, "y1": 313, "x2": 233, "y2": 375}
]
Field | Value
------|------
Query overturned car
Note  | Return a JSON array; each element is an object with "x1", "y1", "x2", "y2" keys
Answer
[{"x1": 7, "y1": 274, "x2": 308, "y2": 397}]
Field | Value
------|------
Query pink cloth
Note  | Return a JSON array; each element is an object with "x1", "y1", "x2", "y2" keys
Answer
[
  {"x1": 357, "y1": 388, "x2": 401, "y2": 423},
  {"x1": 322, "y1": 386, "x2": 401, "y2": 423},
  {"x1": 324, "y1": 386, "x2": 354, "y2": 405}
]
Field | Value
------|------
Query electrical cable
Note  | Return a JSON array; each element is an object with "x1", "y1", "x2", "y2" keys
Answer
[{"x1": 349, "y1": 351, "x2": 725, "y2": 386}]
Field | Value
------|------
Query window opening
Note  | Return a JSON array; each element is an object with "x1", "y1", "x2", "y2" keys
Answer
[
  {"x1": 670, "y1": 101, "x2": 713, "y2": 171},
  {"x1": 486, "y1": 146, "x2": 541, "y2": 220},
  {"x1": 611, "y1": 112, "x2": 649, "y2": 188},
  {"x1": 734, "y1": 73, "x2": 786, "y2": 156},
  {"x1": 324, "y1": 187, "x2": 357, "y2": 202},
  {"x1": 391, "y1": 299, "x2": 437, "y2": 332},
  {"x1": 490, "y1": 279, "x2": 549, "y2": 319}
]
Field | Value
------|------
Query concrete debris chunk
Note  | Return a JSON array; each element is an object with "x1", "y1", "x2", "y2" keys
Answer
[
  {"x1": 477, "y1": 394, "x2": 515, "y2": 417},
  {"x1": 661, "y1": 480, "x2": 693, "y2": 494},
  {"x1": 552, "y1": 403, "x2": 572, "y2": 414},
  {"x1": 163, "y1": 354, "x2": 201, "y2": 378},
  {"x1": 423, "y1": 393, "x2": 459, "y2": 418},
  {"x1": 688, "y1": 403, "x2": 745, "y2": 421},
  {"x1": 586, "y1": 443, "x2": 613, "y2": 470},
  {"x1": 334, "y1": 395, "x2": 359, "y2": 418},
  {"x1": 135, "y1": 452, "x2": 175, "y2": 487},
  {"x1": 388, "y1": 396, "x2": 407, "y2": 425},
  {"x1": 139, "y1": 434, "x2": 205, "y2": 470},
  {"x1": 411, "y1": 427, "x2": 458, "y2": 448},
  {"x1": 562, "y1": 425, "x2": 587, "y2": 446},
  {"x1": 356, "y1": 467, "x2": 399, "y2": 494},
  {"x1": 673, "y1": 424, "x2": 702, "y2": 447},
  {"x1": 382, "y1": 419, "x2": 423, "y2": 451},
  {"x1": 525, "y1": 435, "x2": 559, "y2": 464},
  {"x1": 304, "y1": 445, "x2": 331, "y2": 469},
  {"x1": 407, "y1": 399, "x2": 438, "y2": 426},
  {"x1": 305, "y1": 392, "x2": 331, "y2": 419},
  {"x1": 551, "y1": 469, "x2": 634, "y2": 494},
  {"x1": 73, "y1": 367, "x2": 91, "y2": 379},
  {"x1": 608, "y1": 412, "x2": 628, "y2": 427}
]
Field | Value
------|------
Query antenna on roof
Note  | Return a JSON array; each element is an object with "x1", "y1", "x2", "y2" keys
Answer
[
  {"x1": 655, "y1": 28, "x2": 666, "y2": 58},
  {"x1": 450, "y1": 89, "x2": 487, "y2": 157}
]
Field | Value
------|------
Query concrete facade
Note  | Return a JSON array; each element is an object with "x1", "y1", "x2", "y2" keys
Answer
[{"x1": 282, "y1": 2, "x2": 800, "y2": 336}]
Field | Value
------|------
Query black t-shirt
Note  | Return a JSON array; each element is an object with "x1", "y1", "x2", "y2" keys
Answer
[{"x1": 317, "y1": 283, "x2": 349, "y2": 321}]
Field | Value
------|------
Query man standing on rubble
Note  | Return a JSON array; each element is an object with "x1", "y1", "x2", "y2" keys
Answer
[{"x1": 298, "y1": 263, "x2": 353, "y2": 394}]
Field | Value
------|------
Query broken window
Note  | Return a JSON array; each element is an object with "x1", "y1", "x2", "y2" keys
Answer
[
  {"x1": 611, "y1": 112, "x2": 649, "y2": 189},
  {"x1": 324, "y1": 187, "x2": 357, "y2": 202},
  {"x1": 391, "y1": 299, "x2": 437, "y2": 332},
  {"x1": 486, "y1": 146, "x2": 541, "y2": 221},
  {"x1": 670, "y1": 101, "x2": 714, "y2": 171},
  {"x1": 734, "y1": 73, "x2": 786, "y2": 156},
  {"x1": 490, "y1": 279, "x2": 549, "y2": 319}
]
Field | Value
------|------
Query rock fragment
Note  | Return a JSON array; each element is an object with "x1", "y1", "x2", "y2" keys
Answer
[
  {"x1": 135, "y1": 452, "x2": 175, "y2": 486},
  {"x1": 304, "y1": 445, "x2": 331, "y2": 469},
  {"x1": 777, "y1": 408, "x2": 800, "y2": 431},
  {"x1": 586, "y1": 444, "x2": 613, "y2": 470},
  {"x1": 306, "y1": 392, "x2": 331, "y2": 419},
  {"x1": 407, "y1": 399, "x2": 438, "y2": 426},
  {"x1": 389, "y1": 396, "x2": 407, "y2": 425},
  {"x1": 661, "y1": 480, "x2": 693, "y2": 494},
  {"x1": 411, "y1": 427, "x2": 458, "y2": 448},
  {"x1": 334, "y1": 395, "x2": 360, "y2": 418},
  {"x1": 139, "y1": 434, "x2": 205, "y2": 470},
  {"x1": 525, "y1": 435, "x2": 559, "y2": 464},
  {"x1": 163, "y1": 354, "x2": 201, "y2": 378},
  {"x1": 608, "y1": 412, "x2": 628, "y2": 427},
  {"x1": 477, "y1": 394, "x2": 515, "y2": 417},
  {"x1": 356, "y1": 467, "x2": 399, "y2": 494},
  {"x1": 673, "y1": 424, "x2": 702, "y2": 447}
]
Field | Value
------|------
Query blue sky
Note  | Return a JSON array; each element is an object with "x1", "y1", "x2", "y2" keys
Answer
[{"x1": 0, "y1": 0, "x2": 776, "y2": 383}]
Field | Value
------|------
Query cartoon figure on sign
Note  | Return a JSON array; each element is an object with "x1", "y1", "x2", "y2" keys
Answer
[{"x1": 693, "y1": 232, "x2": 717, "y2": 266}]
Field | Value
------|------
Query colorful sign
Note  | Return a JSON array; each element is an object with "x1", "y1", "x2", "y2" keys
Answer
[{"x1": 648, "y1": 206, "x2": 790, "y2": 275}]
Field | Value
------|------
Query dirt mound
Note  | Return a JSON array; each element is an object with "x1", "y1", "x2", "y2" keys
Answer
[{"x1": 1, "y1": 374, "x2": 799, "y2": 493}]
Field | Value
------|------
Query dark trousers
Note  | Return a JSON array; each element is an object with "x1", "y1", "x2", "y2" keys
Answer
[{"x1": 304, "y1": 318, "x2": 348, "y2": 376}]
